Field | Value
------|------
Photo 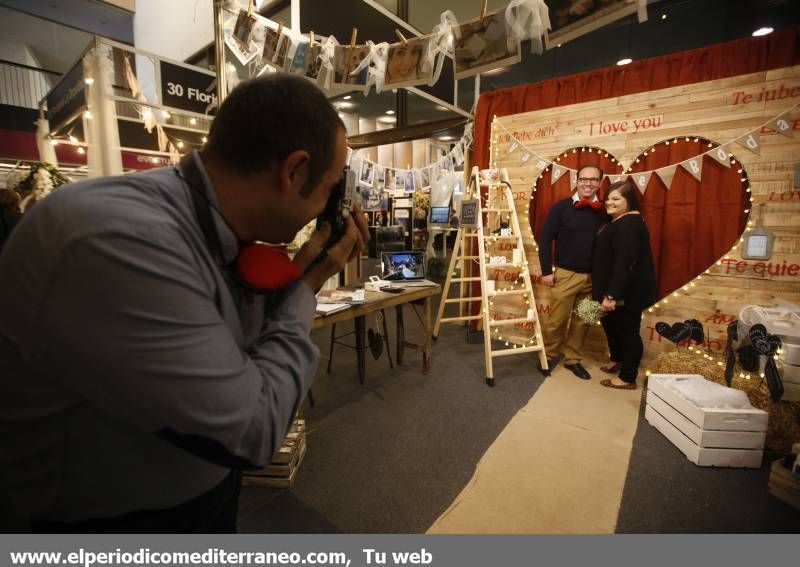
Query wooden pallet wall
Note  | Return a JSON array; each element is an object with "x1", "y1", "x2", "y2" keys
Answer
[{"x1": 492, "y1": 66, "x2": 800, "y2": 370}]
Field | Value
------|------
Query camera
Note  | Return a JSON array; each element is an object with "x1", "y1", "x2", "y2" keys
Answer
[{"x1": 316, "y1": 166, "x2": 356, "y2": 249}]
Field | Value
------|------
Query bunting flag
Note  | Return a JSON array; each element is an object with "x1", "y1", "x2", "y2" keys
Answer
[
  {"x1": 631, "y1": 171, "x2": 652, "y2": 194},
  {"x1": 608, "y1": 175, "x2": 622, "y2": 184},
  {"x1": 680, "y1": 156, "x2": 704, "y2": 181},
  {"x1": 654, "y1": 165, "x2": 678, "y2": 189},
  {"x1": 708, "y1": 145, "x2": 732, "y2": 168},
  {"x1": 550, "y1": 163, "x2": 567, "y2": 184},
  {"x1": 737, "y1": 132, "x2": 762, "y2": 155},
  {"x1": 767, "y1": 111, "x2": 795, "y2": 139},
  {"x1": 508, "y1": 141, "x2": 519, "y2": 155},
  {"x1": 569, "y1": 169, "x2": 577, "y2": 191}
]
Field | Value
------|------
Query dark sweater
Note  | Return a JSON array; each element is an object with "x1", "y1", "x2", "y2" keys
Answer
[
  {"x1": 538, "y1": 198, "x2": 602, "y2": 275},
  {"x1": 591, "y1": 213, "x2": 657, "y2": 311}
]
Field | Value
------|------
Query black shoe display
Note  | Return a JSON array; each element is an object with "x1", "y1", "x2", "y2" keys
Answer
[{"x1": 564, "y1": 362, "x2": 591, "y2": 380}]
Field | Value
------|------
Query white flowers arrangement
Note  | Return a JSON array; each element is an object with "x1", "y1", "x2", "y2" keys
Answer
[
  {"x1": 575, "y1": 297, "x2": 605, "y2": 326},
  {"x1": 5, "y1": 162, "x2": 71, "y2": 211}
]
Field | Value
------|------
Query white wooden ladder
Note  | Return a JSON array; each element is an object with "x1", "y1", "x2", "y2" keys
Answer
[{"x1": 433, "y1": 167, "x2": 548, "y2": 386}]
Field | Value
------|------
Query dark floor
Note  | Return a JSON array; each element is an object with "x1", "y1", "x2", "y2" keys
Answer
[{"x1": 1, "y1": 259, "x2": 798, "y2": 533}]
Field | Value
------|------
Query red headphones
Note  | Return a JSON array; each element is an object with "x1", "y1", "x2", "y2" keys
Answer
[{"x1": 177, "y1": 155, "x2": 301, "y2": 293}]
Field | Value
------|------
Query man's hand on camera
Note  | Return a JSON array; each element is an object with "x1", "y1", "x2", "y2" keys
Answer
[{"x1": 295, "y1": 206, "x2": 370, "y2": 291}]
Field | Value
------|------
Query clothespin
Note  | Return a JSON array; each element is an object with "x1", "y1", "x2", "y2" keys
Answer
[
  {"x1": 309, "y1": 31, "x2": 315, "y2": 46},
  {"x1": 277, "y1": 22, "x2": 283, "y2": 37},
  {"x1": 480, "y1": 0, "x2": 488, "y2": 20},
  {"x1": 247, "y1": 0, "x2": 254, "y2": 17},
  {"x1": 395, "y1": 29, "x2": 408, "y2": 45},
  {"x1": 350, "y1": 28, "x2": 358, "y2": 49}
]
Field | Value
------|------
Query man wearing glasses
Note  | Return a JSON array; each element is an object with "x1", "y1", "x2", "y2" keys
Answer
[{"x1": 537, "y1": 165, "x2": 604, "y2": 380}]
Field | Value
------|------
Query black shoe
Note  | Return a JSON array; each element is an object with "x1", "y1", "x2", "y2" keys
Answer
[
  {"x1": 538, "y1": 354, "x2": 563, "y2": 376},
  {"x1": 565, "y1": 362, "x2": 591, "y2": 380}
]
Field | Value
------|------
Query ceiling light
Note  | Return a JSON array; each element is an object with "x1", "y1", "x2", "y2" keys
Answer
[
  {"x1": 177, "y1": 141, "x2": 184, "y2": 149},
  {"x1": 343, "y1": 95, "x2": 352, "y2": 100},
  {"x1": 661, "y1": 14, "x2": 667, "y2": 20},
  {"x1": 161, "y1": 110, "x2": 171, "y2": 119},
  {"x1": 378, "y1": 116, "x2": 396, "y2": 124},
  {"x1": 334, "y1": 101, "x2": 355, "y2": 109},
  {"x1": 201, "y1": 136, "x2": 207, "y2": 143},
  {"x1": 189, "y1": 117, "x2": 197, "y2": 125},
  {"x1": 439, "y1": 136, "x2": 455, "y2": 141},
  {"x1": 385, "y1": 110, "x2": 395, "y2": 115},
  {"x1": 752, "y1": 27, "x2": 773, "y2": 37},
  {"x1": 84, "y1": 77, "x2": 94, "y2": 85},
  {"x1": 617, "y1": 58, "x2": 633, "y2": 66}
]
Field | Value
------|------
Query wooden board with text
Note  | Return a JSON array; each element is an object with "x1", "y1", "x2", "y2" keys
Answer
[{"x1": 493, "y1": 66, "x2": 800, "y2": 371}]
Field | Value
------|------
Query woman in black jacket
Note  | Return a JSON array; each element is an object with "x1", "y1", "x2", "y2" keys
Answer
[{"x1": 592, "y1": 180, "x2": 656, "y2": 390}]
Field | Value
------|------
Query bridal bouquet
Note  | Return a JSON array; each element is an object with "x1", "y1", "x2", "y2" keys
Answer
[{"x1": 575, "y1": 298, "x2": 605, "y2": 325}]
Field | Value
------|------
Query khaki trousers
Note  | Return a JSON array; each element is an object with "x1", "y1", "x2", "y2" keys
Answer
[{"x1": 543, "y1": 267, "x2": 592, "y2": 365}]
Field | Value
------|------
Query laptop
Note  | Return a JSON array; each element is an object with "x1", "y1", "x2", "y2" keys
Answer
[{"x1": 380, "y1": 251, "x2": 437, "y2": 287}]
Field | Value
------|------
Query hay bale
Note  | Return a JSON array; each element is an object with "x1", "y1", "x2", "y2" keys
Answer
[{"x1": 652, "y1": 350, "x2": 800, "y2": 453}]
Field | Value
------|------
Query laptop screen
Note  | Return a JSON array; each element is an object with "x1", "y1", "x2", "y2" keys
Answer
[{"x1": 381, "y1": 251, "x2": 426, "y2": 281}]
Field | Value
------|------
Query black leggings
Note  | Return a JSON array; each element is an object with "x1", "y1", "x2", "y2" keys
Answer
[{"x1": 601, "y1": 308, "x2": 644, "y2": 384}]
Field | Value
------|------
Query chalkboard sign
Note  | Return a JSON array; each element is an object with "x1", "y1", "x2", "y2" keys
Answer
[{"x1": 460, "y1": 199, "x2": 479, "y2": 228}]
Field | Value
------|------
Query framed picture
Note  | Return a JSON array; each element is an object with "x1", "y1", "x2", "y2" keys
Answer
[
  {"x1": 453, "y1": 10, "x2": 520, "y2": 80},
  {"x1": 333, "y1": 45, "x2": 370, "y2": 90},
  {"x1": 263, "y1": 25, "x2": 290, "y2": 69},
  {"x1": 374, "y1": 209, "x2": 389, "y2": 227},
  {"x1": 546, "y1": 0, "x2": 640, "y2": 47},
  {"x1": 384, "y1": 35, "x2": 435, "y2": 89},
  {"x1": 460, "y1": 199, "x2": 479, "y2": 228},
  {"x1": 363, "y1": 210, "x2": 375, "y2": 227},
  {"x1": 393, "y1": 207, "x2": 411, "y2": 234}
]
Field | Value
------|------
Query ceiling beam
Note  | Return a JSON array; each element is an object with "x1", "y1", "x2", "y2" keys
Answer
[{"x1": 347, "y1": 116, "x2": 468, "y2": 148}]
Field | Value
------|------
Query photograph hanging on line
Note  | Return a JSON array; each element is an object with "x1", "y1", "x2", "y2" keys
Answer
[
  {"x1": 288, "y1": 36, "x2": 325, "y2": 80},
  {"x1": 384, "y1": 168, "x2": 395, "y2": 191},
  {"x1": 359, "y1": 161, "x2": 374, "y2": 186},
  {"x1": 453, "y1": 10, "x2": 521, "y2": 80},
  {"x1": 360, "y1": 186, "x2": 384, "y2": 211},
  {"x1": 403, "y1": 170, "x2": 415, "y2": 193},
  {"x1": 546, "y1": 0, "x2": 640, "y2": 47},
  {"x1": 262, "y1": 25, "x2": 290, "y2": 69},
  {"x1": 333, "y1": 45, "x2": 371, "y2": 90},
  {"x1": 233, "y1": 10, "x2": 258, "y2": 49},
  {"x1": 384, "y1": 35, "x2": 435, "y2": 89},
  {"x1": 374, "y1": 164, "x2": 385, "y2": 187}
]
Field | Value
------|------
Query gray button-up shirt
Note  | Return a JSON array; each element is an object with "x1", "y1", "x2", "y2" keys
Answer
[{"x1": 0, "y1": 152, "x2": 318, "y2": 522}]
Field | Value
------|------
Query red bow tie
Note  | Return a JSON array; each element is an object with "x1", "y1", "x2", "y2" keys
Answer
[{"x1": 574, "y1": 199, "x2": 602, "y2": 211}]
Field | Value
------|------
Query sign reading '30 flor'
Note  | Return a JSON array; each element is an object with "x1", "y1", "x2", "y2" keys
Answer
[{"x1": 159, "y1": 61, "x2": 217, "y2": 115}]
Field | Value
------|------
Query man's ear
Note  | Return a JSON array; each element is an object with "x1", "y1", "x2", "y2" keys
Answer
[{"x1": 279, "y1": 150, "x2": 311, "y2": 193}]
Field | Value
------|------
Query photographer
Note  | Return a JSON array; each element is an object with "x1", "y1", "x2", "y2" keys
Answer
[{"x1": 0, "y1": 74, "x2": 368, "y2": 532}]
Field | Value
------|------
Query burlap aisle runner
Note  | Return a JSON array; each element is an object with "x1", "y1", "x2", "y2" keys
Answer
[{"x1": 428, "y1": 363, "x2": 642, "y2": 533}]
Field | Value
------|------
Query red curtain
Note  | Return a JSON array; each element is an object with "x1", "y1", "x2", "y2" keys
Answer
[
  {"x1": 474, "y1": 28, "x2": 799, "y2": 169},
  {"x1": 627, "y1": 141, "x2": 749, "y2": 299},
  {"x1": 476, "y1": 28, "x2": 797, "y2": 301}
]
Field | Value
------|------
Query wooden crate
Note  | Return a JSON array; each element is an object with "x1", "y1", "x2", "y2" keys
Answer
[
  {"x1": 243, "y1": 418, "x2": 307, "y2": 488},
  {"x1": 768, "y1": 458, "x2": 800, "y2": 509}
]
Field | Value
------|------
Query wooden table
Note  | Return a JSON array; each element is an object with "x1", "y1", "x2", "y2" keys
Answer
[{"x1": 313, "y1": 285, "x2": 441, "y2": 383}]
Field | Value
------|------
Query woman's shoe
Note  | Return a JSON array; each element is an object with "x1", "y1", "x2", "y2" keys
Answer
[
  {"x1": 600, "y1": 378, "x2": 636, "y2": 390},
  {"x1": 600, "y1": 362, "x2": 620, "y2": 374}
]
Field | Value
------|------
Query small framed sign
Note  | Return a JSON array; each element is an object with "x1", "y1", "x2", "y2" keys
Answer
[
  {"x1": 741, "y1": 230, "x2": 774, "y2": 260},
  {"x1": 460, "y1": 199, "x2": 479, "y2": 228}
]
